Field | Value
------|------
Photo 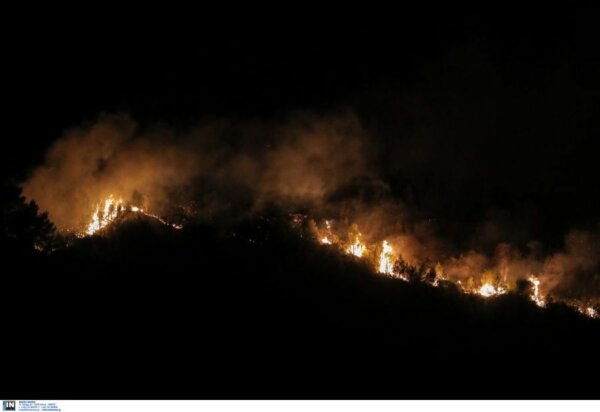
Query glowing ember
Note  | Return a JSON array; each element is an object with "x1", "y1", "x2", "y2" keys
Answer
[
  {"x1": 347, "y1": 239, "x2": 366, "y2": 258},
  {"x1": 136, "y1": 209, "x2": 183, "y2": 230},
  {"x1": 578, "y1": 306, "x2": 598, "y2": 319},
  {"x1": 529, "y1": 275, "x2": 545, "y2": 307},
  {"x1": 321, "y1": 237, "x2": 333, "y2": 245},
  {"x1": 478, "y1": 283, "x2": 507, "y2": 298},
  {"x1": 378, "y1": 240, "x2": 394, "y2": 275}
]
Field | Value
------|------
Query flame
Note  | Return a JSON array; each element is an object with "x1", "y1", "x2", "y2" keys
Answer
[
  {"x1": 378, "y1": 240, "x2": 394, "y2": 275},
  {"x1": 86, "y1": 195, "x2": 125, "y2": 235},
  {"x1": 347, "y1": 239, "x2": 366, "y2": 258},
  {"x1": 83, "y1": 194, "x2": 182, "y2": 236},
  {"x1": 306, "y1": 218, "x2": 600, "y2": 319},
  {"x1": 580, "y1": 307, "x2": 598, "y2": 319},
  {"x1": 431, "y1": 263, "x2": 445, "y2": 287},
  {"x1": 529, "y1": 275, "x2": 546, "y2": 307},
  {"x1": 477, "y1": 283, "x2": 507, "y2": 298},
  {"x1": 478, "y1": 283, "x2": 496, "y2": 297}
]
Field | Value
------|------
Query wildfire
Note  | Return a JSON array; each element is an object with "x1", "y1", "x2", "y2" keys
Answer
[
  {"x1": 378, "y1": 240, "x2": 394, "y2": 275},
  {"x1": 86, "y1": 195, "x2": 125, "y2": 235},
  {"x1": 313, "y1": 220, "x2": 406, "y2": 280},
  {"x1": 83, "y1": 194, "x2": 183, "y2": 236},
  {"x1": 529, "y1": 275, "x2": 546, "y2": 307},
  {"x1": 478, "y1": 283, "x2": 507, "y2": 298},
  {"x1": 305, "y1": 218, "x2": 600, "y2": 319},
  {"x1": 347, "y1": 239, "x2": 366, "y2": 257},
  {"x1": 580, "y1": 307, "x2": 598, "y2": 319},
  {"x1": 74, "y1": 207, "x2": 600, "y2": 320}
]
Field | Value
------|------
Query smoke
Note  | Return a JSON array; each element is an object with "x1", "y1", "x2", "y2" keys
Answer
[
  {"x1": 542, "y1": 230, "x2": 600, "y2": 299},
  {"x1": 22, "y1": 114, "x2": 198, "y2": 230},
  {"x1": 437, "y1": 230, "x2": 600, "y2": 300},
  {"x1": 22, "y1": 112, "x2": 600, "y2": 301},
  {"x1": 22, "y1": 112, "x2": 370, "y2": 230}
]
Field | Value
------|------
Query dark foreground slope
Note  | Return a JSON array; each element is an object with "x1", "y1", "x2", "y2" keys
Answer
[{"x1": 2, "y1": 215, "x2": 599, "y2": 399}]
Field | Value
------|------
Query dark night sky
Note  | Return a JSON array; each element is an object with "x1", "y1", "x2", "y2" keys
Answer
[{"x1": 4, "y1": 5, "x2": 600, "y2": 247}]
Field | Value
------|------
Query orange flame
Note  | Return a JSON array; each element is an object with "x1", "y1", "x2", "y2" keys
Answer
[{"x1": 83, "y1": 194, "x2": 182, "y2": 236}]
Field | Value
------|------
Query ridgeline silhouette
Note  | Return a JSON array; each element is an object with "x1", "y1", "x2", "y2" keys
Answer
[{"x1": 1, "y1": 184, "x2": 599, "y2": 399}]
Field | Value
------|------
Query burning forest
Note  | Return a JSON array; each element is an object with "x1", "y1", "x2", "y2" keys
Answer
[
  {"x1": 84, "y1": 195, "x2": 182, "y2": 236},
  {"x1": 4, "y1": 12, "x2": 600, "y2": 400},
  {"x1": 307, "y1": 217, "x2": 597, "y2": 317},
  {"x1": 17, "y1": 113, "x2": 600, "y2": 321}
]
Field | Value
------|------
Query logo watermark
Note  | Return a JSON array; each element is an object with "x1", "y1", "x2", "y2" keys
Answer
[{"x1": 2, "y1": 401, "x2": 16, "y2": 411}]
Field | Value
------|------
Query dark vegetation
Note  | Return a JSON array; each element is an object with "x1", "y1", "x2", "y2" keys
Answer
[{"x1": 1, "y1": 184, "x2": 599, "y2": 399}]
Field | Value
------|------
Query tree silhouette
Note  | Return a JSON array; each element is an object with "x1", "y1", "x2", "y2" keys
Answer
[
  {"x1": 1, "y1": 183, "x2": 56, "y2": 253},
  {"x1": 515, "y1": 278, "x2": 534, "y2": 297}
]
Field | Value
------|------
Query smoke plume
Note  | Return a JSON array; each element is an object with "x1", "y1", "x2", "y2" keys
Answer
[{"x1": 23, "y1": 112, "x2": 370, "y2": 230}]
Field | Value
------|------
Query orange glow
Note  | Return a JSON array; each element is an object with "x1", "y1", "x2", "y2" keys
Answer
[
  {"x1": 347, "y1": 239, "x2": 366, "y2": 258},
  {"x1": 478, "y1": 283, "x2": 506, "y2": 298},
  {"x1": 86, "y1": 195, "x2": 125, "y2": 235},
  {"x1": 307, "y1": 219, "x2": 597, "y2": 318},
  {"x1": 83, "y1": 194, "x2": 182, "y2": 236},
  {"x1": 378, "y1": 240, "x2": 394, "y2": 275},
  {"x1": 578, "y1": 306, "x2": 598, "y2": 319},
  {"x1": 529, "y1": 275, "x2": 546, "y2": 307}
]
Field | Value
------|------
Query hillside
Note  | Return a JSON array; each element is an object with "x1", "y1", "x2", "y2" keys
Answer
[{"x1": 2, "y1": 215, "x2": 599, "y2": 399}]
